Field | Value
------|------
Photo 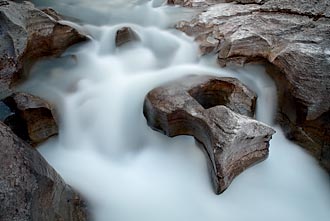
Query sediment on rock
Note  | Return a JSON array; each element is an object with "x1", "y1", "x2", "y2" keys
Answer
[
  {"x1": 170, "y1": 0, "x2": 330, "y2": 172},
  {"x1": 143, "y1": 75, "x2": 275, "y2": 193},
  {"x1": 0, "y1": 122, "x2": 88, "y2": 221}
]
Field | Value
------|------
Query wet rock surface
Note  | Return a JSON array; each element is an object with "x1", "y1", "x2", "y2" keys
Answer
[
  {"x1": 0, "y1": 0, "x2": 87, "y2": 97},
  {"x1": 0, "y1": 92, "x2": 58, "y2": 146},
  {"x1": 171, "y1": 0, "x2": 330, "y2": 172},
  {"x1": 0, "y1": 122, "x2": 87, "y2": 221},
  {"x1": 115, "y1": 27, "x2": 139, "y2": 47},
  {"x1": 143, "y1": 75, "x2": 275, "y2": 193}
]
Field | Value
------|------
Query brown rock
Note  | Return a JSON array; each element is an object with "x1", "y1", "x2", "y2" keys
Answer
[
  {"x1": 0, "y1": 122, "x2": 88, "y2": 221},
  {"x1": 0, "y1": 0, "x2": 87, "y2": 97},
  {"x1": 1, "y1": 92, "x2": 58, "y2": 146},
  {"x1": 167, "y1": 0, "x2": 266, "y2": 7},
  {"x1": 172, "y1": 0, "x2": 330, "y2": 172},
  {"x1": 143, "y1": 75, "x2": 275, "y2": 193},
  {"x1": 115, "y1": 27, "x2": 139, "y2": 47}
]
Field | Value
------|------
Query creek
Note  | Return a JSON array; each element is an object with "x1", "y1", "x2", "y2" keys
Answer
[{"x1": 20, "y1": 1, "x2": 330, "y2": 221}]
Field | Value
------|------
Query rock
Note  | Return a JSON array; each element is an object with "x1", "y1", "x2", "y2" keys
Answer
[
  {"x1": 168, "y1": 0, "x2": 213, "y2": 7},
  {"x1": 172, "y1": 0, "x2": 330, "y2": 172},
  {"x1": 1, "y1": 92, "x2": 58, "y2": 146},
  {"x1": 42, "y1": 8, "x2": 62, "y2": 21},
  {"x1": 143, "y1": 75, "x2": 275, "y2": 193},
  {"x1": 0, "y1": 0, "x2": 87, "y2": 97},
  {"x1": 167, "y1": 0, "x2": 266, "y2": 7},
  {"x1": 115, "y1": 27, "x2": 139, "y2": 47},
  {"x1": 0, "y1": 122, "x2": 87, "y2": 221}
]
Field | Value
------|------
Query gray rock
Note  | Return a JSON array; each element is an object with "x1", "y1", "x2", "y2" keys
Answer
[
  {"x1": 0, "y1": 0, "x2": 87, "y2": 97},
  {"x1": 0, "y1": 122, "x2": 87, "y2": 221},
  {"x1": 172, "y1": 0, "x2": 330, "y2": 172},
  {"x1": 167, "y1": 0, "x2": 266, "y2": 7},
  {"x1": 1, "y1": 92, "x2": 58, "y2": 146},
  {"x1": 143, "y1": 75, "x2": 275, "y2": 193}
]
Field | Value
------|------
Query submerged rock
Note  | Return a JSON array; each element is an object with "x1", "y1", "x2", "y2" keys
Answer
[
  {"x1": 143, "y1": 75, "x2": 275, "y2": 193},
  {"x1": 0, "y1": 122, "x2": 87, "y2": 221},
  {"x1": 171, "y1": 0, "x2": 330, "y2": 172},
  {"x1": 0, "y1": 0, "x2": 87, "y2": 97},
  {"x1": 115, "y1": 27, "x2": 139, "y2": 47},
  {"x1": 1, "y1": 92, "x2": 58, "y2": 146}
]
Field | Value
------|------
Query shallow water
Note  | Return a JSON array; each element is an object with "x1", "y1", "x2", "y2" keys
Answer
[{"x1": 20, "y1": 0, "x2": 330, "y2": 221}]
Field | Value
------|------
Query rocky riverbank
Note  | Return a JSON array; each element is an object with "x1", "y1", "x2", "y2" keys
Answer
[
  {"x1": 0, "y1": 1, "x2": 88, "y2": 220},
  {"x1": 169, "y1": 0, "x2": 330, "y2": 172},
  {"x1": 0, "y1": 0, "x2": 87, "y2": 98}
]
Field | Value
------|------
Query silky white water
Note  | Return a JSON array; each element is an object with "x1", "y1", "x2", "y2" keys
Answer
[{"x1": 20, "y1": 0, "x2": 330, "y2": 221}]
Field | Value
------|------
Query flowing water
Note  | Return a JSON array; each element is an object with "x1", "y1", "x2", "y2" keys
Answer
[{"x1": 20, "y1": 0, "x2": 330, "y2": 221}]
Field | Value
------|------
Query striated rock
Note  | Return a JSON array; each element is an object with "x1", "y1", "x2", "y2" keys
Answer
[
  {"x1": 1, "y1": 92, "x2": 58, "y2": 146},
  {"x1": 0, "y1": 122, "x2": 87, "y2": 221},
  {"x1": 41, "y1": 7, "x2": 62, "y2": 21},
  {"x1": 168, "y1": 0, "x2": 214, "y2": 7},
  {"x1": 143, "y1": 75, "x2": 275, "y2": 193},
  {"x1": 167, "y1": 0, "x2": 266, "y2": 7},
  {"x1": 115, "y1": 27, "x2": 139, "y2": 47},
  {"x1": 172, "y1": 0, "x2": 330, "y2": 172},
  {"x1": 0, "y1": 0, "x2": 87, "y2": 97}
]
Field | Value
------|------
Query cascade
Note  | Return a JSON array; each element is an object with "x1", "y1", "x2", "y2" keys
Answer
[{"x1": 20, "y1": 1, "x2": 330, "y2": 221}]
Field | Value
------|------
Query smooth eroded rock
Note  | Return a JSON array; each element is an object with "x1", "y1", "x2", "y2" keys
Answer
[
  {"x1": 1, "y1": 92, "x2": 58, "y2": 146},
  {"x1": 0, "y1": 0, "x2": 87, "y2": 97},
  {"x1": 143, "y1": 75, "x2": 275, "y2": 193},
  {"x1": 0, "y1": 122, "x2": 87, "y2": 221},
  {"x1": 173, "y1": 0, "x2": 330, "y2": 172},
  {"x1": 115, "y1": 27, "x2": 139, "y2": 47}
]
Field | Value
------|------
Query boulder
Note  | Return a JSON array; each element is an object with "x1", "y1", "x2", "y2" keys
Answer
[
  {"x1": 167, "y1": 0, "x2": 266, "y2": 7},
  {"x1": 172, "y1": 0, "x2": 330, "y2": 172},
  {"x1": 0, "y1": 92, "x2": 58, "y2": 146},
  {"x1": 0, "y1": 0, "x2": 87, "y2": 98},
  {"x1": 0, "y1": 121, "x2": 87, "y2": 221},
  {"x1": 115, "y1": 27, "x2": 139, "y2": 47},
  {"x1": 143, "y1": 75, "x2": 275, "y2": 193}
]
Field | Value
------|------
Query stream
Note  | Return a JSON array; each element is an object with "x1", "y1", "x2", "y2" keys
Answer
[{"x1": 20, "y1": 0, "x2": 330, "y2": 221}]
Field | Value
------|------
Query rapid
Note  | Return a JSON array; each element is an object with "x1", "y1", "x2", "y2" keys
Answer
[{"x1": 19, "y1": 0, "x2": 330, "y2": 221}]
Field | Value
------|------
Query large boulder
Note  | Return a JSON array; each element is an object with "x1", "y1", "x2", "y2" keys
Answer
[
  {"x1": 0, "y1": 0, "x2": 87, "y2": 97},
  {"x1": 0, "y1": 92, "x2": 58, "y2": 146},
  {"x1": 171, "y1": 0, "x2": 330, "y2": 172},
  {"x1": 143, "y1": 75, "x2": 275, "y2": 193},
  {"x1": 0, "y1": 122, "x2": 87, "y2": 221}
]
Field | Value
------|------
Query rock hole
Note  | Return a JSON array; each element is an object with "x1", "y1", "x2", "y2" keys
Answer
[{"x1": 188, "y1": 79, "x2": 235, "y2": 109}]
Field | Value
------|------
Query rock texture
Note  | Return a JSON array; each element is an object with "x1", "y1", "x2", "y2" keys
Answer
[
  {"x1": 0, "y1": 92, "x2": 58, "y2": 146},
  {"x1": 115, "y1": 27, "x2": 139, "y2": 47},
  {"x1": 167, "y1": 0, "x2": 266, "y2": 7},
  {"x1": 0, "y1": 122, "x2": 87, "y2": 221},
  {"x1": 0, "y1": 0, "x2": 87, "y2": 97},
  {"x1": 143, "y1": 75, "x2": 275, "y2": 193},
  {"x1": 171, "y1": 0, "x2": 330, "y2": 172}
]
